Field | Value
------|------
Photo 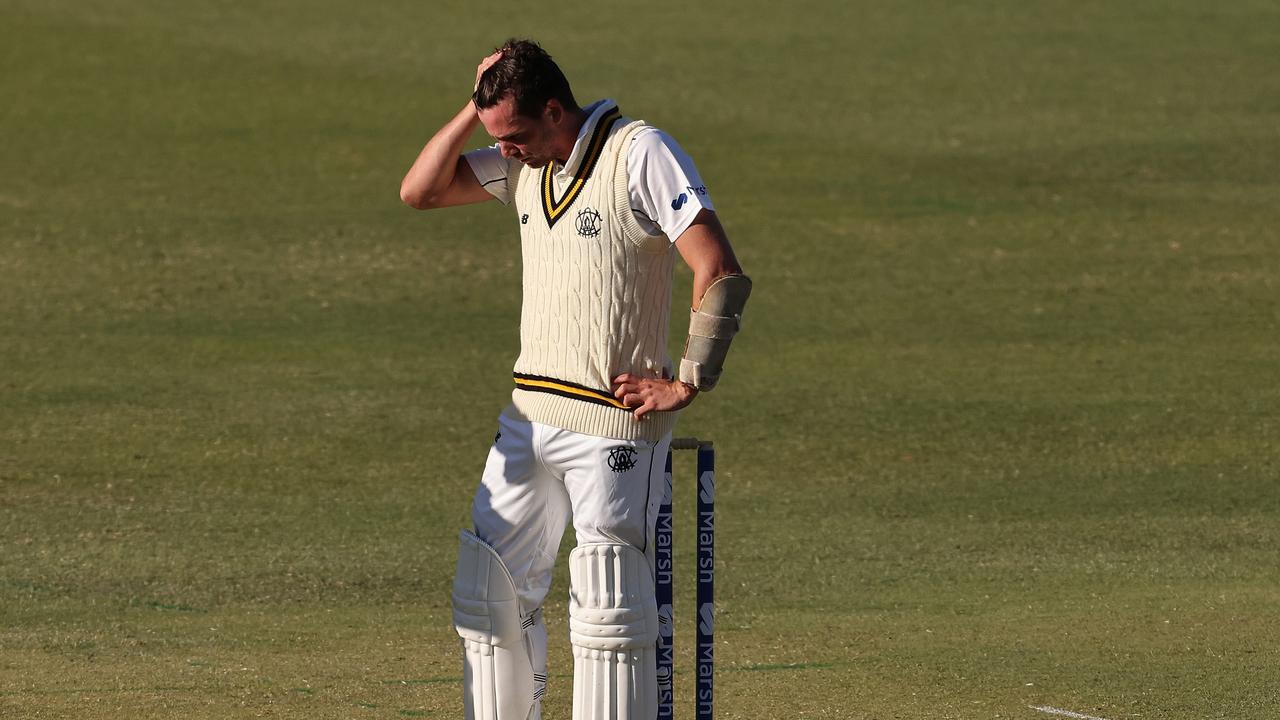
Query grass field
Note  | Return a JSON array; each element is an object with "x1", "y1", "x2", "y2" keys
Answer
[{"x1": 3, "y1": 1, "x2": 1279, "y2": 718}]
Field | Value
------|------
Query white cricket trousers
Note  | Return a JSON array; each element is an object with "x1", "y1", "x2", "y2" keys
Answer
[{"x1": 470, "y1": 410, "x2": 671, "y2": 713}]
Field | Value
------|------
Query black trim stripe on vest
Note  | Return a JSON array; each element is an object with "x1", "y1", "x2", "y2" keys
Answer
[
  {"x1": 541, "y1": 107, "x2": 623, "y2": 228},
  {"x1": 513, "y1": 372, "x2": 630, "y2": 411}
]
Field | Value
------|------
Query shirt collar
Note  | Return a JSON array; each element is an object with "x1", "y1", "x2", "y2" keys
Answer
[{"x1": 554, "y1": 99, "x2": 618, "y2": 178}]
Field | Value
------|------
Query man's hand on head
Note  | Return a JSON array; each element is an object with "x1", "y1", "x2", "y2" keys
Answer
[
  {"x1": 474, "y1": 51, "x2": 504, "y2": 94},
  {"x1": 611, "y1": 374, "x2": 698, "y2": 420}
]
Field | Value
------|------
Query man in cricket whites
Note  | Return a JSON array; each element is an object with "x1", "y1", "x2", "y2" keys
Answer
[{"x1": 399, "y1": 39, "x2": 750, "y2": 720}]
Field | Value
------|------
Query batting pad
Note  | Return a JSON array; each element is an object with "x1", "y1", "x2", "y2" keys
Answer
[
  {"x1": 568, "y1": 543, "x2": 659, "y2": 720},
  {"x1": 452, "y1": 529, "x2": 539, "y2": 720}
]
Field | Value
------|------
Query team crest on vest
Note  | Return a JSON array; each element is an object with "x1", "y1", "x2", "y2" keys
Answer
[
  {"x1": 575, "y1": 207, "x2": 602, "y2": 238},
  {"x1": 607, "y1": 445, "x2": 639, "y2": 473}
]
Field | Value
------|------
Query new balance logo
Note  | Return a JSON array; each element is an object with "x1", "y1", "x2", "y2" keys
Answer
[{"x1": 671, "y1": 193, "x2": 688, "y2": 211}]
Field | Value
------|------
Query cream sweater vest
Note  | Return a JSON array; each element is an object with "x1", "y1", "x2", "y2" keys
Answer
[{"x1": 503, "y1": 110, "x2": 679, "y2": 442}]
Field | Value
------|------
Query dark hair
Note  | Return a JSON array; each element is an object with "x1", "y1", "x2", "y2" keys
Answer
[{"x1": 474, "y1": 39, "x2": 578, "y2": 118}]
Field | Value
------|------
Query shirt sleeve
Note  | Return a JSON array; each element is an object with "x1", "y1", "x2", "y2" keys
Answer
[
  {"x1": 627, "y1": 128, "x2": 716, "y2": 241},
  {"x1": 464, "y1": 144, "x2": 519, "y2": 205}
]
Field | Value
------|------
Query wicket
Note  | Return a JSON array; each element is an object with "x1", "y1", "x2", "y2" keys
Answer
[{"x1": 656, "y1": 437, "x2": 715, "y2": 720}]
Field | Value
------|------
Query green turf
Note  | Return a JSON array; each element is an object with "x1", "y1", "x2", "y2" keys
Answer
[{"x1": 3, "y1": 1, "x2": 1279, "y2": 718}]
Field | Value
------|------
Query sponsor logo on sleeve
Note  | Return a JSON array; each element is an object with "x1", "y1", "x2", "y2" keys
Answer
[{"x1": 672, "y1": 186, "x2": 708, "y2": 212}]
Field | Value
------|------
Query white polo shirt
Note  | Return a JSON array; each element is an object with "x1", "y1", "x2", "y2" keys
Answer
[{"x1": 464, "y1": 99, "x2": 715, "y2": 241}]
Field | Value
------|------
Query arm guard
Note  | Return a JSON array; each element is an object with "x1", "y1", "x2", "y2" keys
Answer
[{"x1": 678, "y1": 274, "x2": 752, "y2": 391}]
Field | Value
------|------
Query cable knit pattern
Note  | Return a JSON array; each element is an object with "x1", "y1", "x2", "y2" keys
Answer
[{"x1": 506, "y1": 117, "x2": 678, "y2": 442}]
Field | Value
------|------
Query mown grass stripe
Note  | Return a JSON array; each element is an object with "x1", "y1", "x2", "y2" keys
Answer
[
  {"x1": 0, "y1": 685, "x2": 215, "y2": 697},
  {"x1": 730, "y1": 661, "x2": 837, "y2": 673}
]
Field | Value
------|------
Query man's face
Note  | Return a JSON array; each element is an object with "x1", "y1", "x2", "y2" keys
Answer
[{"x1": 477, "y1": 97, "x2": 558, "y2": 168}]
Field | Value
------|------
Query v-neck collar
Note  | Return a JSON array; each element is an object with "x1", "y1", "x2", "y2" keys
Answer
[{"x1": 540, "y1": 101, "x2": 622, "y2": 228}]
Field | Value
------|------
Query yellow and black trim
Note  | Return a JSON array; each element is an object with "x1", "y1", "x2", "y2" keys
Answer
[
  {"x1": 541, "y1": 107, "x2": 623, "y2": 229},
  {"x1": 514, "y1": 372, "x2": 630, "y2": 410}
]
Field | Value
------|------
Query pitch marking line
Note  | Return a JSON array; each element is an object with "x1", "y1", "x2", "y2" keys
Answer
[{"x1": 1030, "y1": 705, "x2": 1112, "y2": 720}]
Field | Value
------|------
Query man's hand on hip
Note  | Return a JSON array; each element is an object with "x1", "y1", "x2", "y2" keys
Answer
[{"x1": 611, "y1": 374, "x2": 698, "y2": 419}]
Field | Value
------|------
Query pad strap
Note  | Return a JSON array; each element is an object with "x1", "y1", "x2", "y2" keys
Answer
[{"x1": 687, "y1": 308, "x2": 740, "y2": 340}]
